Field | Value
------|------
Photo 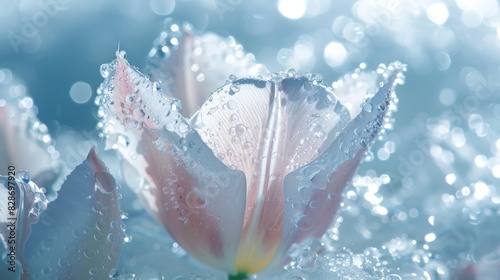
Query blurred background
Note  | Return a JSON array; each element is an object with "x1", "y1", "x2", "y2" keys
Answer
[
  {"x1": 2, "y1": 0, "x2": 499, "y2": 131},
  {"x1": 2, "y1": 0, "x2": 500, "y2": 279}
]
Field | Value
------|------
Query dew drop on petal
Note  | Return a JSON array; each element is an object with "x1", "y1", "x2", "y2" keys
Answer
[
  {"x1": 230, "y1": 84, "x2": 240, "y2": 94},
  {"x1": 186, "y1": 190, "x2": 207, "y2": 208},
  {"x1": 100, "y1": 64, "x2": 110, "y2": 78},
  {"x1": 17, "y1": 169, "x2": 30, "y2": 183},
  {"x1": 107, "y1": 233, "x2": 117, "y2": 242},
  {"x1": 227, "y1": 100, "x2": 237, "y2": 110},
  {"x1": 363, "y1": 102, "x2": 373, "y2": 112},
  {"x1": 109, "y1": 268, "x2": 119, "y2": 278},
  {"x1": 294, "y1": 215, "x2": 313, "y2": 231}
]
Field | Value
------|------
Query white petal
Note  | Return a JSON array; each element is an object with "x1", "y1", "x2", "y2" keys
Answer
[
  {"x1": 191, "y1": 73, "x2": 351, "y2": 272},
  {"x1": 271, "y1": 62, "x2": 406, "y2": 269},
  {"x1": 23, "y1": 148, "x2": 124, "y2": 279},
  {"x1": 145, "y1": 19, "x2": 269, "y2": 117}
]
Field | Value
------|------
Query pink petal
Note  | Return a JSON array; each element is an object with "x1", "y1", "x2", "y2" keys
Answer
[
  {"x1": 145, "y1": 19, "x2": 269, "y2": 117},
  {"x1": 22, "y1": 148, "x2": 124, "y2": 279},
  {"x1": 192, "y1": 74, "x2": 353, "y2": 272},
  {"x1": 270, "y1": 62, "x2": 406, "y2": 269},
  {"x1": 97, "y1": 53, "x2": 247, "y2": 273}
]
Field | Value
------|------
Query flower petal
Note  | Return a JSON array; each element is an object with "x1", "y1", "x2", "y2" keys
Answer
[
  {"x1": 191, "y1": 73, "x2": 352, "y2": 272},
  {"x1": 145, "y1": 19, "x2": 269, "y2": 117},
  {"x1": 0, "y1": 76, "x2": 64, "y2": 197},
  {"x1": 0, "y1": 173, "x2": 48, "y2": 277},
  {"x1": 23, "y1": 148, "x2": 124, "y2": 279},
  {"x1": 332, "y1": 69, "x2": 380, "y2": 119},
  {"x1": 271, "y1": 62, "x2": 406, "y2": 269},
  {"x1": 97, "y1": 53, "x2": 247, "y2": 273}
]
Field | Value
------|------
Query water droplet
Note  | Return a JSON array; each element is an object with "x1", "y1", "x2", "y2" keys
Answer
[
  {"x1": 326, "y1": 193, "x2": 337, "y2": 200},
  {"x1": 243, "y1": 141, "x2": 253, "y2": 151},
  {"x1": 123, "y1": 234, "x2": 132, "y2": 243},
  {"x1": 227, "y1": 100, "x2": 237, "y2": 110},
  {"x1": 363, "y1": 102, "x2": 373, "y2": 112},
  {"x1": 170, "y1": 174, "x2": 178, "y2": 182},
  {"x1": 177, "y1": 122, "x2": 190, "y2": 135},
  {"x1": 298, "y1": 185, "x2": 312, "y2": 202},
  {"x1": 89, "y1": 268, "x2": 98, "y2": 276},
  {"x1": 196, "y1": 73, "x2": 205, "y2": 82},
  {"x1": 229, "y1": 113, "x2": 239, "y2": 122},
  {"x1": 304, "y1": 81, "x2": 313, "y2": 91},
  {"x1": 109, "y1": 268, "x2": 119, "y2": 278},
  {"x1": 153, "y1": 81, "x2": 161, "y2": 91},
  {"x1": 312, "y1": 73, "x2": 323, "y2": 82},
  {"x1": 230, "y1": 84, "x2": 240, "y2": 93},
  {"x1": 132, "y1": 108, "x2": 146, "y2": 121},
  {"x1": 84, "y1": 248, "x2": 96, "y2": 258},
  {"x1": 186, "y1": 190, "x2": 207, "y2": 208},
  {"x1": 72, "y1": 228, "x2": 83, "y2": 238},
  {"x1": 18, "y1": 170, "x2": 30, "y2": 183},
  {"x1": 235, "y1": 124, "x2": 246, "y2": 136},
  {"x1": 42, "y1": 266, "x2": 51, "y2": 275},
  {"x1": 110, "y1": 221, "x2": 120, "y2": 229},
  {"x1": 364, "y1": 150, "x2": 374, "y2": 162},
  {"x1": 92, "y1": 201, "x2": 103, "y2": 213},
  {"x1": 100, "y1": 64, "x2": 110, "y2": 78},
  {"x1": 228, "y1": 74, "x2": 237, "y2": 81},
  {"x1": 294, "y1": 215, "x2": 313, "y2": 231},
  {"x1": 120, "y1": 211, "x2": 128, "y2": 220},
  {"x1": 232, "y1": 136, "x2": 241, "y2": 144},
  {"x1": 298, "y1": 251, "x2": 317, "y2": 268},
  {"x1": 108, "y1": 252, "x2": 118, "y2": 261},
  {"x1": 107, "y1": 233, "x2": 117, "y2": 242}
]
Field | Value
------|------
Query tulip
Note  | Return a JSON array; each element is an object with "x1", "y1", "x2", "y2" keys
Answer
[
  {"x1": 0, "y1": 78, "x2": 124, "y2": 280},
  {"x1": 97, "y1": 21, "x2": 406, "y2": 279}
]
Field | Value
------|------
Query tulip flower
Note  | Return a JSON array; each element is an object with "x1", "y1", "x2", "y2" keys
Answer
[
  {"x1": 96, "y1": 21, "x2": 405, "y2": 279},
  {"x1": 0, "y1": 79, "x2": 124, "y2": 279}
]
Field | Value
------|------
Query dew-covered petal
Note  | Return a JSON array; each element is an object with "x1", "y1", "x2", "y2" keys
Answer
[
  {"x1": 0, "y1": 77, "x2": 63, "y2": 195},
  {"x1": 272, "y1": 62, "x2": 406, "y2": 269},
  {"x1": 145, "y1": 19, "x2": 269, "y2": 117},
  {"x1": 191, "y1": 73, "x2": 352, "y2": 272},
  {"x1": 0, "y1": 173, "x2": 48, "y2": 276},
  {"x1": 332, "y1": 68, "x2": 380, "y2": 119},
  {"x1": 22, "y1": 148, "x2": 124, "y2": 279},
  {"x1": 97, "y1": 53, "x2": 247, "y2": 273}
]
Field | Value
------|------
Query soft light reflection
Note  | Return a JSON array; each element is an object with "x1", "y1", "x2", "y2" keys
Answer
[
  {"x1": 474, "y1": 155, "x2": 488, "y2": 167},
  {"x1": 69, "y1": 81, "x2": 92, "y2": 104},
  {"x1": 439, "y1": 88, "x2": 456, "y2": 106},
  {"x1": 277, "y1": 0, "x2": 307, "y2": 19},
  {"x1": 445, "y1": 173, "x2": 456, "y2": 185},
  {"x1": 492, "y1": 164, "x2": 500, "y2": 178},
  {"x1": 426, "y1": 3, "x2": 449, "y2": 25},
  {"x1": 473, "y1": 181, "x2": 490, "y2": 199},
  {"x1": 150, "y1": 0, "x2": 175, "y2": 16},
  {"x1": 323, "y1": 41, "x2": 347, "y2": 67},
  {"x1": 424, "y1": 233, "x2": 436, "y2": 242}
]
